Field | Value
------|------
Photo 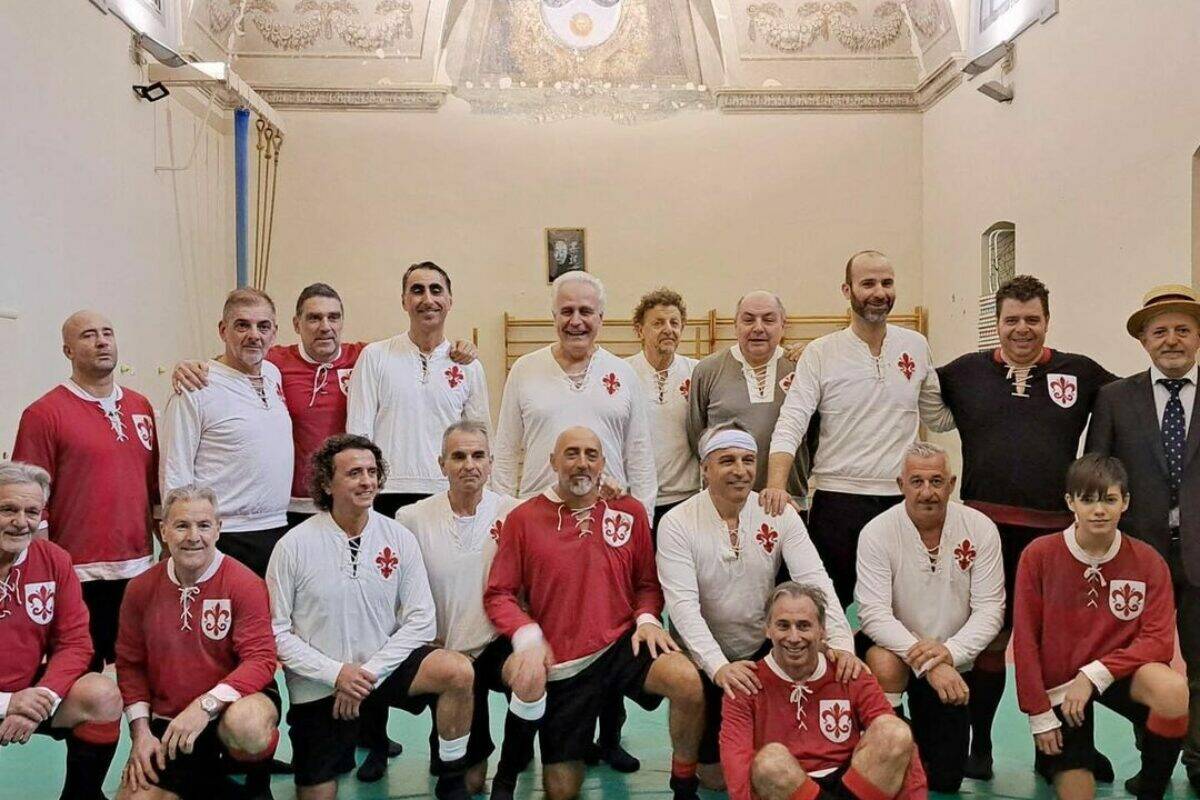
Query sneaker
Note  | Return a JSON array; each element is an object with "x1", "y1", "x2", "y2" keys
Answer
[
  {"x1": 356, "y1": 750, "x2": 388, "y2": 783},
  {"x1": 669, "y1": 774, "x2": 700, "y2": 800},
  {"x1": 489, "y1": 776, "x2": 517, "y2": 800},
  {"x1": 963, "y1": 751, "x2": 994, "y2": 781}
]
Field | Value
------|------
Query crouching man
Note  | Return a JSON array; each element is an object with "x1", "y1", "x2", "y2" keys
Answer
[{"x1": 720, "y1": 583, "x2": 927, "y2": 800}]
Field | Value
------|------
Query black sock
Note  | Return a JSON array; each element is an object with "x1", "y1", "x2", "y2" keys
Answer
[
  {"x1": 967, "y1": 668, "x2": 1006, "y2": 755},
  {"x1": 434, "y1": 755, "x2": 472, "y2": 800},
  {"x1": 61, "y1": 734, "x2": 117, "y2": 800},
  {"x1": 494, "y1": 712, "x2": 540, "y2": 784},
  {"x1": 598, "y1": 697, "x2": 628, "y2": 749},
  {"x1": 1136, "y1": 730, "x2": 1184, "y2": 799}
]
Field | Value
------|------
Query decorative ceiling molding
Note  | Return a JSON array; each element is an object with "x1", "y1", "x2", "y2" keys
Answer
[{"x1": 256, "y1": 85, "x2": 449, "y2": 110}]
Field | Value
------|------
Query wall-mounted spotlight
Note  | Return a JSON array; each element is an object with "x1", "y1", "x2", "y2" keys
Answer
[
  {"x1": 963, "y1": 41, "x2": 1013, "y2": 76},
  {"x1": 977, "y1": 80, "x2": 1014, "y2": 103}
]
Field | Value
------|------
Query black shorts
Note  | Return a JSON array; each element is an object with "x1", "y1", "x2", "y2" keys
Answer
[
  {"x1": 427, "y1": 637, "x2": 513, "y2": 774},
  {"x1": 905, "y1": 673, "x2": 969, "y2": 793},
  {"x1": 288, "y1": 646, "x2": 437, "y2": 787},
  {"x1": 812, "y1": 765, "x2": 855, "y2": 800},
  {"x1": 541, "y1": 629, "x2": 664, "y2": 765},
  {"x1": 373, "y1": 493, "x2": 432, "y2": 519},
  {"x1": 997, "y1": 523, "x2": 1059, "y2": 629},
  {"x1": 1034, "y1": 675, "x2": 1146, "y2": 781},
  {"x1": 216, "y1": 526, "x2": 289, "y2": 578},
  {"x1": 808, "y1": 492, "x2": 903, "y2": 608},
  {"x1": 653, "y1": 500, "x2": 688, "y2": 547},
  {"x1": 698, "y1": 641, "x2": 772, "y2": 765},
  {"x1": 80, "y1": 578, "x2": 129, "y2": 670},
  {"x1": 145, "y1": 683, "x2": 283, "y2": 799}
]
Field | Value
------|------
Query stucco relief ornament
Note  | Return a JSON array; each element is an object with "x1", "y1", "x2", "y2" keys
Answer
[
  {"x1": 207, "y1": 0, "x2": 414, "y2": 52},
  {"x1": 747, "y1": 1, "x2": 906, "y2": 54},
  {"x1": 906, "y1": 0, "x2": 945, "y2": 40}
]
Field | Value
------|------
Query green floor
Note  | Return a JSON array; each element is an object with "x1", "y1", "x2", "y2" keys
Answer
[{"x1": 0, "y1": 671, "x2": 1188, "y2": 799}]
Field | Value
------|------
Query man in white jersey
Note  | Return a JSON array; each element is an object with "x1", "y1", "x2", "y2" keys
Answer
[
  {"x1": 657, "y1": 422, "x2": 860, "y2": 791},
  {"x1": 398, "y1": 421, "x2": 543, "y2": 800},
  {"x1": 267, "y1": 434, "x2": 476, "y2": 800},
  {"x1": 160, "y1": 288, "x2": 293, "y2": 579},
  {"x1": 626, "y1": 288, "x2": 700, "y2": 534},
  {"x1": 763, "y1": 251, "x2": 956, "y2": 606},
  {"x1": 493, "y1": 270, "x2": 657, "y2": 768},
  {"x1": 855, "y1": 441, "x2": 1004, "y2": 793},
  {"x1": 348, "y1": 262, "x2": 490, "y2": 518}
]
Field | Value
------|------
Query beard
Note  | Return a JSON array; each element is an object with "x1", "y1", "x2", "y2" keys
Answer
[
  {"x1": 849, "y1": 291, "x2": 894, "y2": 323},
  {"x1": 566, "y1": 475, "x2": 595, "y2": 497}
]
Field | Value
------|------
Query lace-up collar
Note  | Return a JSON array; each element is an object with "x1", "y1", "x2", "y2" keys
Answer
[
  {"x1": 730, "y1": 345, "x2": 783, "y2": 403},
  {"x1": 766, "y1": 652, "x2": 827, "y2": 730},
  {"x1": 543, "y1": 486, "x2": 607, "y2": 537},
  {"x1": 63, "y1": 380, "x2": 127, "y2": 441},
  {"x1": 1063, "y1": 525, "x2": 1121, "y2": 608},
  {"x1": 0, "y1": 548, "x2": 29, "y2": 621},
  {"x1": 167, "y1": 553, "x2": 224, "y2": 631}
]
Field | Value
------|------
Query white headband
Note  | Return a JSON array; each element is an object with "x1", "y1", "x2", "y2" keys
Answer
[{"x1": 700, "y1": 429, "x2": 758, "y2": 461}]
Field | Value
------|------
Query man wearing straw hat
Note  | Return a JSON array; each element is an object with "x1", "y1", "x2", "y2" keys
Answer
[{"x1": 1087, "y1": 283, "x2": 1200, "y2": 791}]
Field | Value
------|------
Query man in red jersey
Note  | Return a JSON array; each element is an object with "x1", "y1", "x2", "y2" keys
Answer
[
  {"x1": 0, "y1": 461, "x2": 123, "y2": 800},
  {"x1": 116, "y1": 485, "x2": 279, "y2": 800},
  {"x1": 1014, "y1": 454, "x2": 1188, "y2": 800},
  {"x1": 484, "y1": 426, "x2": 704, "y2": 800},
  {"x1": 720, "y1": 582, "x2": 925, "y2": 800}
]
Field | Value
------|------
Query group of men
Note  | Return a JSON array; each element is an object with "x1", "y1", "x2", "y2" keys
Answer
[{"x1": 4, "y1": 250, "x2": 1200, "y2": 800}]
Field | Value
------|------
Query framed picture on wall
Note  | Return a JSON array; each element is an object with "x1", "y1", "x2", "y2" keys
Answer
[
  {"x1": 106, "y1": 0, "x2": 181, "y2": 51},
  {"x1": 546, "y1": 228, "x2": 586, "y2": 282},
  {"x1": 968, "y1": 0, "x2": 1057, "y2": 60}
]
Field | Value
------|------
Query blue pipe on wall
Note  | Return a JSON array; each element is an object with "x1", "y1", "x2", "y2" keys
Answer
[{"x1": 234, "y1": 108, "x2": 250, "y2": 288}]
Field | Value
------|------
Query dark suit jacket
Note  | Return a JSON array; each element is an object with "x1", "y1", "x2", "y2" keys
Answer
[{"x1": 1086, "y1": 369, "x2": 1200, "y2": 586}]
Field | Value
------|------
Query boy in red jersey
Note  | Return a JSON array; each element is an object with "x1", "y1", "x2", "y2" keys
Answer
[
  {"x1": 0, "y1": 462, "x2": 123, "y2": 800},
  {"x1": 1014, "y1": 454, "x2": 1188, "y2": 800},
  {"x1": 720, "y1": 583, "x2": 926, "y2": 800},
  {"x1": 484, "y1": 426, "x2": 704, "y2": 800},
  {"x1": 116, "y1": 485, "x2": 279, "y2": 800}
]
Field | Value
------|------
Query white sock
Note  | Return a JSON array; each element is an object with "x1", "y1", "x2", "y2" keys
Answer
[
  {"x1": 438, "y1": 733, "x2": 470, "y2": 762},
  {"x1": 509, "y1": 693, "x2": 546, "y2": 722},
  {"x1": 884, "y1": 691, "x2": 904, "y2": 708}
]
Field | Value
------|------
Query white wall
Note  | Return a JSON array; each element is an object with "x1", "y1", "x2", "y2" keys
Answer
[{"x1": 1, "y1": 1, "x2": 232, "y2": 452}]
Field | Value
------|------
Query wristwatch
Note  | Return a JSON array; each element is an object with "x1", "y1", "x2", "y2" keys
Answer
[{"x1": 198, "y1": 694, "x2": 221, "y2": 719}]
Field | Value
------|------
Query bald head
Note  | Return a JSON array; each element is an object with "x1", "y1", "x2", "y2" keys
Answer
[
  {"x1": 551, "y1": 426, "x2": 605, "y2": 501},
  {"x1": 61, "y1": 310, "x2": 117, "y2": 381},
  {"x1": 735, "y1": 290, "x2": 785, "y2": 318}
]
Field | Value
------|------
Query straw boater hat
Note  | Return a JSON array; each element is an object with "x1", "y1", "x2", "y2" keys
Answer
[{"x1": 1126, "y1": 284, "x2": 1200, "y2": 338}]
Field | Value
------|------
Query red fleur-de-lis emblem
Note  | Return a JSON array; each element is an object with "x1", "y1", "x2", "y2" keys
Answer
[
  {"x1": 779, "y1": 372, "x2": 795, "y2": 392},
  {"x1": 603, "y1": 512, "x2": 633, "y2": 547},
  {"x1": 756, "y1": 523, "x2": 778, "y2": 554},
  {"x1": 897, "y1": 353, "x2": 916, "y2": 380},
  {"x1": 819, "y1": 700, "x2": 853, "y2": 742},
  {"x1": 445, "y1": 365, "x2": 464, "y2": 389},
  {"x1": 1047, "y1": 373, "x2": 1078, "y2": 408},
  {"x1": 603, "y1": 372, "x2": 621, "y2": 395},
  {"x1": 953, "y1": 539, "x2": 976, "y2": 571},
  {"x1": 25, "y1": 583, "x2": 55, "y2": 625},
  {"x1": 375, "y1": 547, "x2": 399, "y2": 579},
  {"x1": 489, "y1": 520, "x2": 503, "y2": 543},
  {"x1": 204, "y1": 604, "x2": 230, "y2": 637},
  {"x1": 1109, "y1": 580, "x2": 1146, "y2": 620},
  {"x1": 679, "y1": 378, "x2": 691, "y2": 399}
]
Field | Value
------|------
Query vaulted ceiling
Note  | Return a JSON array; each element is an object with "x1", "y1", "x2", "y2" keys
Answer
[{"x1": 187, "y1": 1, "x2": 963, "y2": 118}]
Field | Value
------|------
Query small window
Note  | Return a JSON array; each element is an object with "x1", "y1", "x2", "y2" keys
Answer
[{"x1": 978, "y1": 222, "x2": 1016, "y2": 351}]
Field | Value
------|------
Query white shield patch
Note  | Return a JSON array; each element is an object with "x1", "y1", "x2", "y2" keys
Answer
[
  {"x1": 1109, "y1": 580, "x2": 1146, "y2": 621},
  {"x1": 1046, "y1": 373, "x2": 1078, "y2": 409},
  {"x1": 201, "y1": 599, "x2": 232, "y2": 640},
  {"x1": 337, "y1": 369, "x2": 352, "y2": 396},
  {"x1": 818, "y1": 699, "x2": 853, "y2": 743},
  {"x1": 132, "y1": 414, "x2": 154, "y2": 451},
  {"x1": 24, "y1": 581, "x2": 55, "y2": 626},
  {"x1": 602, "y1": 509, "x2": 634, "y2": 548},
  {"x1": 541, "y1": 0, "x2": 623, "y2": 51}
]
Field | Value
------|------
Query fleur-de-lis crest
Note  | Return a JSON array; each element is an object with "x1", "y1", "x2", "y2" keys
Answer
[
  {"x1": 603, "y1": 512, "x2": 633, "y2": 547},
  {"x1": 897, "y1": 352, "x2": 916, "y2": 380},
  {"x1": 25, "y1": 583, "x2": 55, "y2": 625},
  {"x1": 489, "y1": 520, "x2": 503, "y2": 543},
  {"x1": 1047, "y1": 373, "x2": 1079, "y2": 408},
  {"x1": 679, "y1": 378, "x2": 691, "y2": 399},
  {"x1": 1109, "y1": 580, "x2": 1146, "y2": 620},
  {"x1": 603, "y1": 372, "x2": 621, "y2": 395},
  {"x1": 376, "y1": 547, "x2": 399, "y2": 579},
  {"x1": 445, "y1": 365, "x2": 465, "y2": 389},
  {"x1": 819, "y1": 699, "x2": 853, "y2": 742},
  {"x1": 204, "y1": 604, "x2": 230, "y2": 636},
  {"x1": 756, "y1": 524, "x2": 778, "y2": 554},
  {"x1": 953, "y1": 539, "x2": 976, "y2": 571}
]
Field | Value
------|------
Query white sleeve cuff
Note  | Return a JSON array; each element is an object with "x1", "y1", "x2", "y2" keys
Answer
[
  {"x1": 209, "y1": 683, "x2": 242, "y2": 704},
  {"x1": 635, "y1": 613, "x2": 663, "y2": 629},
  {"x1": 125, "y1": 702, "x2": 152, "y2": 724},
  {"x1": 704, "y1": 655, "x2": 731, "y2": 682},
  {"x1": 512, "y1": 624, "x2": 545, "y2": 652},
  {"x1": 944, "y1": 641, "x2": 969, "y2": 671},
  {"x1": 1028, "y1": 710, "x2": 1062, "y2": 735},
  {"x1": 42, "y1": 689, "x2": 62, "y2": 717},
  {"x1": 0, "y1": 692, "x2": 10, "y2": 717},
  {"x1": 1079, "y1": 661, "x2": 1115, "y2": 694}
]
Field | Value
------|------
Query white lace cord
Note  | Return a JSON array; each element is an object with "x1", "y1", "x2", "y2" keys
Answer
[
  {"x1": 105, "y1": 405, "x2": 129, "y2": 442},
  {"x1": 789, "y1": 681, "x2": 812, "y2": 730},
  {"x1": 562, "y1": 352, "x2": 596, "y2": 392},
  {"x1": 554, "y1": 498, "x2": 600, "y2": 537},
  {"x1": 309, "y1": 362, "x2": 332, "y2": 407},
  {"x1": 178, "y1": 585, "x2": 201, "y2": 631},
  {"x1": 0, "y1": 567, "x2": 20, "y2": 620},
  {"x1": 418, "y1": 352, "x2": 431, "y2": 384},
  {"x1": 743, "y1": 363, "x2": 770, "y2": 400},
  {"x1": 1083, "y1": 564, "x2": 1107, "y2": 608},
  {"x1": 1004, "y1": 364, "x2": 1035, "y2": 397}
]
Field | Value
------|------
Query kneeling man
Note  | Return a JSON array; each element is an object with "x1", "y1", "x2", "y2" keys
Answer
[
  {"x1": 720, "y1": 583, "x2": 927, "y2": 800},
  {"x1": 0, "y1": 461, "x2": 123, "y2": 800},
  {"x1": 855, "y1": 441, "x2": 1004, "y2": 792},
  {"x1": 485, "y1": 426, "x2": 705, "y2": 800},
  {"x1": 268, "y1": 434, "x2": 476, "y2": 800},
  {"x1": 116, "y1": 485, "x2": 280, "y2": 799},
  {"x1": 657, "y1": 422, "x2": 859, "y2": 790},
  {"x1": 1014, "y1": 454, "x2": 1188, "y2": 800},
  {"x1": 397, "y1": 421, "x2": 539, "y2": 799}
]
